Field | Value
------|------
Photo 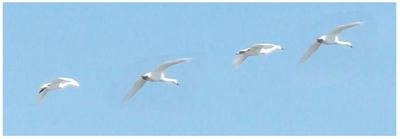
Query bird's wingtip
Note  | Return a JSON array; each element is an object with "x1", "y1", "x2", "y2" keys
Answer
[
  {"x1": 298, "y1": 59, "x2": 306, "y2": 64},
  {"x1": 36, "y1": 94, "x2": 44, "y2": 104},
  {"x1": 233, "y1": 64, "x2": 240, "y2": 68},
  {"x1": 121, "y1": 100, "x2": 129, "y2": 105},
  {"x1": 355, "y1": 21, "x2": 364, "y2": 25},
  {"x1": 182, "y1": 58, "x2": 192, "y2": 61},
  {"x1": 121, "y1": 97, "x2": 130, "y2": 105}
]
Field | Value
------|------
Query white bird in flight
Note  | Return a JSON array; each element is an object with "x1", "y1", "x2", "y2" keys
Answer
[
  {"x1": 123, "y1": 58, "x2": 191, "y2": 103},
  {"x1": 37, "y1": 77, "x2": 80, "y2": 103},
  {"x1": 299, "y1": 21, "x2": 363, "y2": 63},
  {"x1": 233, "y1": 43, "x2": 284, "y2": 68}
]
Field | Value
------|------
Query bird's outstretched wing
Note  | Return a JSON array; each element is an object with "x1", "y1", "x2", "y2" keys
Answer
[
  {"x1": 327, "y1": 21, "x2": 363, "y2": 36},
  {"x1": 36, "y1": 83, "x2": 49, "y2": 103},
  {"x1": 53, "y1": 77, "x2": 74, "y2": 83},
  {"x1": 122, "y1": 78, "x2": 146, "y2": 103},
  {"x1": 58, "y1": 81, "x2": 79, "y2": 88},
  {"x1": 299, "y1": 41, "x2": 322, "y2": 63},
  {"x1": 250, "y1": 44, "x2": 275, "y2": 51},
  {"x1": 153, "y1": 58, "x2": 191, "y2": 73},
  {"x1": 233, "y1": 54, "x2": 248, "y2": 68},
  {"x1": 53, "y1": 77, "x2": 80, "y2": 88}
]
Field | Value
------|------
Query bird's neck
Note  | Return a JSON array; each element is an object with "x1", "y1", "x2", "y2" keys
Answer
[
  {"x1": 336, "y1": 40, "x2": 352, "y2": 47},
  {"x1": 162, "y1": 77, "x2": 178, "y2": 85}
]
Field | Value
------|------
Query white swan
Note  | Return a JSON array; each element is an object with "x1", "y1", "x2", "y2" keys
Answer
[
  {"x1": 123, "y1": 58, "x2": 191, "y2": 102},
  {"x1": 37, "y1": 77, "x2": 80, "y2": 102},
  {"x1": 233, "y1": 43, "x2": 283, "y2": 68},
  {"x1": 299, "y1": 21, "x2": 363, "y2": 63}
]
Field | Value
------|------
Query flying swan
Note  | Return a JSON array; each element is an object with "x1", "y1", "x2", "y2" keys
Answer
[
  {"x1": 123, "y1": 58, "x2": 191, "y2": 103},
  {"x1": 233, "y1": 43, "x2": 283, "y2": 68},
  {"x1": 37, "y1": 77, "x2": 80, "y2": 103},
  {"x1": 299, "y1": 21, "x2": 363, "y2": 63}
]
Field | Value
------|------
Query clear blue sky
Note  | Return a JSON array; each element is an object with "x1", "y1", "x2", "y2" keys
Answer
[{"x1": 4, "y1": 3, "x2": 396, "y2": 135}]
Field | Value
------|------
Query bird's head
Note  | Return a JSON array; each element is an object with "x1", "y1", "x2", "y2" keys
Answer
[
  {"x1": 276, "y1": 45, "x2": 284, "y2": 50},
  {"x1": 316, "y1": 36, "x2": 326, "y2": 43},
  {"x1": 173, "y1": 80, "x2": 180, "y2": 86},
  {"x1": 344, "y1": 42, "x2": 353, "y2": 48},
  {"x1": 70, "y1": 81, "x2": 80, "y2": 87},
  {"x1": 141, "y1": 73, "x2": 151, "y2": 80},
  {"x1": 38, "y1": 83, "x2": 51, "y2": 94}
]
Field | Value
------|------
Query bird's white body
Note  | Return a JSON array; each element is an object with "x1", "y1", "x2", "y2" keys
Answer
[
  {"x1": 37, "y1": 77, "x2": 80, "y2": 102},
  {"x1": 123, "y1": 58, "x2": 191, "y2": 103},
  {"x1": 142, "y1": 72, "x2": 177, "y2": 84},
  {"x1": 299, "y1": 21, "x2": 362, "y2": 63},
  {"x1": 233, "y1": 43, "x2": 283, "y2": 67},
  {"x1": 317, "y1": 35, "x2": 352, "y2": 47}
]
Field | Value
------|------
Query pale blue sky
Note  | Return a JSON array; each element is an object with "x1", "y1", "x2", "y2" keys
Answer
[{"x1": 4, "y1": 3, "x2": 396, "y2": 135}]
